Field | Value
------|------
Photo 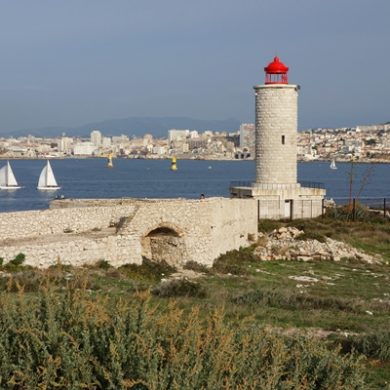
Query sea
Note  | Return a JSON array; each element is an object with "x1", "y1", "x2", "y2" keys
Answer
[{"x1": 0, "y1": 158, "x2": 389, "y2": 213}]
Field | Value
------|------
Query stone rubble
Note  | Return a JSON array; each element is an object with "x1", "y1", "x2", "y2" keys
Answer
[{"x1": 254, "y1": 227, "x2": 379, "y2": 264}]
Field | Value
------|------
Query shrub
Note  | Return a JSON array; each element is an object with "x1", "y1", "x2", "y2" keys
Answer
[
  {"x1": 212, "y1": 247, "x2": 256, "y2": 275},
  {"x1": 3, "y1": 253, "x2": 27, "y2": 272},
  {"x1": 337, "y1": 331, "x2": 390, "y2": 361},
  {"x1": 152, "y1": 278, "x2": 207, "y2": 298},
  {"x1": 183, "y1": 261, "x2": 209, "y2": 273},
  {"x1": 119, "y1": 257, "x2": 176, "y2": 282},
  {"x1": 0, "y1": 257, "x2": 3, "y2": 267},
  {"x1": 0, "y1": 285, "x2": 366, "y2": 389},
  {"x1": 94, "y1": 259, "x2": 111, "y2": 270},
  {"x1": 296, "y1": 231, "x2": 327, "y2": 243},
  {"x1": 10, "y1": 252, "x2": 25, "y2": 266},
  {"x1": 258, "y1": 219, "x2": 284, "y2": 233}
]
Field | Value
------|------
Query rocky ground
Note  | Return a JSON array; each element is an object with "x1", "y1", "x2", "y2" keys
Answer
[{"x1": 254, "y1": 226, "x2": 380, "y2": 263}]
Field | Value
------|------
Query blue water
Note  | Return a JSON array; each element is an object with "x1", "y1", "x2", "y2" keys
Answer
[{"x1": 0, "y1": 159, "x2": 389, "y2": 212}]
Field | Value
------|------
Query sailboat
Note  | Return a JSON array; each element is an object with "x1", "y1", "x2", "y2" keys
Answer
[
  {"x1": 330, "y1": 159, "x2": 337, "y2": 170},
  {"x1": 37, "y1": 160, "x2": 61, "y2": 190},
  {"x1": 0, "y1": 161, "x2": 21, "y2": 190}
]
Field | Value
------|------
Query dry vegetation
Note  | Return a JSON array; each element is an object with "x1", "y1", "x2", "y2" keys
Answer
[{"x1": 0, "y1": 211, "x2": 389, "y2": 389}]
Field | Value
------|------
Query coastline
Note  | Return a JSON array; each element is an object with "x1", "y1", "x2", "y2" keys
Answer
[{"x1": 1, "y1": 155, "x2": 389, "y2": 164}]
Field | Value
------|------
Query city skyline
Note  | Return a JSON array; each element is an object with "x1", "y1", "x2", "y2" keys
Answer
[{"x1": 0, "y1": 0, "x2": 389, "y2": 133}]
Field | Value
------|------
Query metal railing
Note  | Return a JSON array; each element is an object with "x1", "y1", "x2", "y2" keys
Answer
[
  {"x1": 299, "y1": 181, "x2": 325, "y2": 189},
  {"x1": 229, "y1": 181, "x2": 252, "y2": 188},
  {"x1": 325, "y1": 197, "x2": 389, "y2": 221},
  {"x1": 230, "y1": 181, "x2": 325, "y2": 189}
]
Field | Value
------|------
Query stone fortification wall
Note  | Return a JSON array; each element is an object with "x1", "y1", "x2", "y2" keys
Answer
[
  {"x1": 0, "y1": 198, "x2": 258, "y2": 268},
  {"x1": 0, "y1": 205, "x2": 137, "y2": 241},
  {"x1": 254, "y1": 84, "x2": 298, "y2": 185}
]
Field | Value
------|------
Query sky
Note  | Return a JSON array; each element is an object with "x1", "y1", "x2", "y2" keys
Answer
[{"x1": 0, "y1": 0, "x2": 389, "y2": 133}]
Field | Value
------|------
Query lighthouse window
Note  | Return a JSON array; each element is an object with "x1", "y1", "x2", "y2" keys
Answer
[{"x1": 281, "y1": 135, "x2": 285, "y2": 145}]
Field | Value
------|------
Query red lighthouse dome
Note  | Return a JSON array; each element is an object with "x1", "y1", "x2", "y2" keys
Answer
[{"x1": 264, "y1": 56, "x2": 289, "y2": 84}]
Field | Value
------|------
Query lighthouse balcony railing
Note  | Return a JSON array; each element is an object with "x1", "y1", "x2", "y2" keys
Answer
[
  {"x1": 229, "y1": 181, "x2": 325, "y2": 190},
  {"x1": 229, "y1": 181, "x2": 252, "y2": 190},
  {"x1": 299, "y1": 181, "x2": 325, "y2": 189}
]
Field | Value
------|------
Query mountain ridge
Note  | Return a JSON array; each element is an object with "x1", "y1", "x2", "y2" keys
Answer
[{"x1": 3, "y1": 116, "x2": 243, "y2": 138}]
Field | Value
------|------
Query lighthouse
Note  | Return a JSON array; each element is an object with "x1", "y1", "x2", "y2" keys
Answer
[
  {"x1": 230, "y1": 56, "x2": 325, "y2": 219},
  {"x1": 255, "y1": 56, "x2": 298, "y2": 186}
]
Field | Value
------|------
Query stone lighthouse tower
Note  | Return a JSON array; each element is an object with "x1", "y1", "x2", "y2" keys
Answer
[
  {"x1": 231, "y1": 56, "x2": 325, "y2": 219},
  {"x1": 255, "y1": 57, "x2": 298, "y2": 186}
]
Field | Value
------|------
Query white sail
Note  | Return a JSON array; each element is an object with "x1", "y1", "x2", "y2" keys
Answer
[
  {"x1": 46, "y1": 160, "x2": 58, "y2": 187},
  {"x1": 6, "y1": 162, "x2": 19, "y2": 186},
  {"x1": 0, "y1": 165, "x2": 6, "y2": 187},
  {"x1": 0, "y1": 161, "x2": 21, "y2": 189},
  {"x1": 37, "y1": 160, "x2": 60, "y2": 189},
  {"x1": 330, "y1": 159, "x2": 337, "y2": 170}
]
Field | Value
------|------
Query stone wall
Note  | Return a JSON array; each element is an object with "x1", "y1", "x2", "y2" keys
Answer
[
  {"x1": 0, "y1": 205, "x2": 138, "y2": 241},
  {"x1": 0, "y1": 198, "x2": 258, "y2": 268}
]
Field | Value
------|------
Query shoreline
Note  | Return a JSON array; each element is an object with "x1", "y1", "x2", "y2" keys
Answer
[{"x1": 0, "y1": 156, "x2": 389, "y2": 164}]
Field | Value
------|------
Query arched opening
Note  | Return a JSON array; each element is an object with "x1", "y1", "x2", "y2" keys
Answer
[{"x1": 141, "y1": 226, "x2": 187, "y2": 267}]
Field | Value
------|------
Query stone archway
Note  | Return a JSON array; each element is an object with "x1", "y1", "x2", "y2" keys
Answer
[{"x1": 141, "y1": 225, "x2": 187, "y2": 267}]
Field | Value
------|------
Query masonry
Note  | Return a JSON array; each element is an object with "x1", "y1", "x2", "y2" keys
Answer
[
  {"x1": 230, "y1": 57, "x2": 326, "y2": 219},
  {"x1": 0, "y1": 198, "x2": 258, "y2": 268}
]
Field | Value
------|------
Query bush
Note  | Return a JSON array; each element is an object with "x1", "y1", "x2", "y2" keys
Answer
[
  {"x1": 296, "y1": 231, "x2": 327, "y2": 243},
  {"x1": 258, "y1": 219, "x2": 284, "y2": 233},
  {"x1": 0, "y1": 257, "x2": 3, "y2": 267},
  {"x1": 212, "y1": 247, "x2": 256, "y2": 275},
  {"x1": 118, "y1": 257, "x2": 176, "y2": 282},
  {"x1": 183, "y1": 261, "x2": 209, "y2": 273},
  {"x1": 10, "y1": 252, "x2": 25, "y2": 266},
  {"x1": 3, "y1": 253, "x2": 27, "y2": 272},
  {"x1": 0, "y1": 285, "x2": 366, "y2": 389},
  {"x1": 94, "y1": 259, "x2": 111, "y2": 270},
  {"x1": 337, "y1": 331, "x2": 390, "y2": 361},
  {"x1": 152, "y1": 278, "x2": 207, "y2": 298}
]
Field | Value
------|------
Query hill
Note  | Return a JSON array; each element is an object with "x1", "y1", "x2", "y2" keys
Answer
[{"x1": 5, "y1": 116, "x2": 242, "y2": 138}]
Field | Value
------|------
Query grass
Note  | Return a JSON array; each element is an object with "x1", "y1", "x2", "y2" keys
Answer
[{"x1": 0, "y1": 214, "x2": 389, "y2": 388}]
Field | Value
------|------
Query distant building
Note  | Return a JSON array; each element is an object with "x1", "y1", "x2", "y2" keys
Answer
[
  {"x1": 73, "y1": 142, "x2": 97, "y2": 156},
  {"x1": 102, "y1": 136, "x2": 112, "y2": 147},
  {"x1": 239, "y1": 123, "x2": 255, "y2": 152},
  {"x1": 59, "y1": 136, "x2": 73, "y2": 154},
  {"x1": 168, "y1": 129, "x2": 189, "y2": 143},
  {"x1": 112, "y1": 135, "x2": 129, "y2": 144},
  {"x1": 143, "y1": 133, "x2": 153, "y2": 146},
  {"x1": 90, "y1": 130, "x2": 103, "y2": 146}
]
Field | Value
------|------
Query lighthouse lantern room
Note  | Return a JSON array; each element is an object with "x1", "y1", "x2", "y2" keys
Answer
[{"x1": 264, "y1": 56, "x2": 289, "y2": 84}]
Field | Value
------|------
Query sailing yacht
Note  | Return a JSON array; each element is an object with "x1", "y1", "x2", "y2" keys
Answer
[
  {"x1": 37, "y1": 160, "x2": 61, "y2": 190},
  {"x1": 0, "y1": 161, "x2": 21, "y2": 190},
  {"x1": 330, "y1": 159, "x2": 337, "y2": 170}
]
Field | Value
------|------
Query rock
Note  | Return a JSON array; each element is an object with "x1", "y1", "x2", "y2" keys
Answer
[
  {"x1": 288, "y1": 276, "x2": 319, "y2": 283},
  {"x1": 253, "y1": 229, "x2": 380, "y2": 264}
]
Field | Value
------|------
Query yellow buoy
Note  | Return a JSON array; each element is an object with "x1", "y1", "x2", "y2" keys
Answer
[
  {"x1": 107, "y1": 153, "x2": 113, "y2": 168},
  {"x1": 170, "y1": 156, "x2": 177, "y2": 171}
]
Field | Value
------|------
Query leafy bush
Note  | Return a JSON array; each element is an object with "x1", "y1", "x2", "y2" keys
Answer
[
  {"x1": 2, "y1": 253, "x2": 27, "y2": 272},
  {"x1": 337, "y1": 331, "x2": 390, "y2": 361},
  {"x1": 183, "y1": 260, "x2": 209, "y2": 273},
  {"x1": 0, "y1": 284, "x2": 366, "y2": 389},
  {"x1": 118, "y1": 257, "x2": 176, "y2": 282},
  {"x1": 296, "y1": 231, "x2": 327, "y2": 243},
  {"x1": 94, "y1": 259, "x2": 111, "y2": 270},
  {"x1": 152, "y1": 278, "x2": 207, "y2": 298},
  {"x1": 258, "y1": 219, "x2": 284, "y2": 233},
  {"x1": 212, "y1": 247, "x2": 256, "y2": 275},
  {"x1": 10, "y1": 252, "x2": 25, "y2": 266}
]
